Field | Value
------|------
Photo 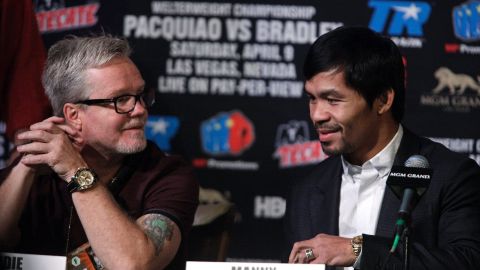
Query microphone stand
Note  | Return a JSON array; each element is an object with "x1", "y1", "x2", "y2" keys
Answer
[
  {"x1": 390, "y1": 215, "x2": 411, "y2": 270},
  {"x1": 402, "y1": 226, "x2": 410, "y2": 270}
]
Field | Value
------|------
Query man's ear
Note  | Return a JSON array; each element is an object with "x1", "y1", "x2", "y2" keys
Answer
[
  {"x1": 63, "y1": 103, "x2": 86, "y2": 149},
  {"x1": 63, "y1": 103, "x2": 82, "y2": 130},
  {"x1": 377, "y1": 89, "x2": 395, "y2": 115}
]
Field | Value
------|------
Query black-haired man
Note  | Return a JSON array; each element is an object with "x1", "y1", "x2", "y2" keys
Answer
[{"x1": 285, "y1": 26, "x2": 480, "y2": 270}]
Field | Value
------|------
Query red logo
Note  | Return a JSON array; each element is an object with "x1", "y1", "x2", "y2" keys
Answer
[
  {"x1": 273, "y1": 121, "x2": 328, "y2": 168},
  {"x1": 36, "y1": 3, "x2": 100, "y2": 33},
  {"x1": 192, "y1": 158, "x2": 208, "y2": 168},
  {"x1": 444, "y1": 43, "x2": 460, "y2": 53},
  {"x1": 275, "y1": 141, "x2": 328, "y2": 168}
]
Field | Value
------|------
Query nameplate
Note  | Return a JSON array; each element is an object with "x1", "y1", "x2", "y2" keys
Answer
[
  {"x1": 186, "y1": 261, "x2": 325, "y2": 270},
  {"x1": 1, "y1": 253, "x2": 66, "y2": 270}
]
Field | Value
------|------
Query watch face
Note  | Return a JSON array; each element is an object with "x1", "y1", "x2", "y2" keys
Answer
[
  {"x1": 68, "y1": 168, "x2": 97, "y2": 193},
  {"x1": 77, "y1": 170, "x2": 95, "y2": 185}
]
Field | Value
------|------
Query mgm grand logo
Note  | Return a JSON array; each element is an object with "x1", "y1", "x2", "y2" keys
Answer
[{"x1": 420, "y1": 67, "x2": 480, "y2": 112}]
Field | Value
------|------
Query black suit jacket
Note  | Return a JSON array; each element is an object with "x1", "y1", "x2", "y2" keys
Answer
[{"x1": 284, "y1": 129, "x2": 480, "y2": 269}]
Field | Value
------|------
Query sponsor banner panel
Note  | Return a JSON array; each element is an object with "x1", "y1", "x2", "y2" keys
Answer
[{"x1": 0, "y1": 0, "x2": 475, "y2": 262}]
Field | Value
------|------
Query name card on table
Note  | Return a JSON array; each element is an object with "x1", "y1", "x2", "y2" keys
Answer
[
  {"x1": 1, "y1": 252, "x2": 66, "y2": 270},
  {"x1": 187, "y1": 261, "x2": 325, "y2": 270}
]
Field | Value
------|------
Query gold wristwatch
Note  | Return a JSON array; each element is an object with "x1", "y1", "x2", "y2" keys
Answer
[
  {"x1": 351, "y1": 235, "x2": 363, "y2": 259},
  {"x1": 67, "y1": 168, "x2": 98, "y2": 193}
]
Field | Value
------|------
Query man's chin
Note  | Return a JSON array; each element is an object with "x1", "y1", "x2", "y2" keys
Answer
[
  {"x1": 320, "y1": 142, "x2": 343, "y2": 156},
  {"x1": 117, "y1": 138, "x2": 147, "y2": 154}
]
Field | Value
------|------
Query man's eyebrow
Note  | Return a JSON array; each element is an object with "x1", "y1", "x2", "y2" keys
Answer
[
  {"x1": 315, "y1": 88, "x2": 344, "y2": 98},
  {"x1": 105, "y1": 85, "x2": 146, "y2": 98}
]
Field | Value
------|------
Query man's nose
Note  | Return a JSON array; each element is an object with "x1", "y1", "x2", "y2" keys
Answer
[
  {"x1": 310, "y1": 103, "x2": 330, "y2": 123},
  {"x1": 130, "y1": 98, "x2": 147, "y2": 116}
]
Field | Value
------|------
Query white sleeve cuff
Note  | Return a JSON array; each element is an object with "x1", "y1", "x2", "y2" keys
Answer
[{"x1": 352, "y1": 250, "x2": 362, "y2": 269}]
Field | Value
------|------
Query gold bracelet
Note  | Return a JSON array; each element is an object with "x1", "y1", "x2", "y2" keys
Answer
[{"x1": 351, "y1": 235, "x2": 363, "y2": 258}]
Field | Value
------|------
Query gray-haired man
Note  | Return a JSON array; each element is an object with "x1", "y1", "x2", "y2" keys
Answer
[{"x1": 0, "y1": 35, "x2": 198, "y2": 270}]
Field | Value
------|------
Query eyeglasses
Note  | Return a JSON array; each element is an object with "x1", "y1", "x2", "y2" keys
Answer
[{"x1": 75, "y1": 90, "x2": 155, "y2": 114}]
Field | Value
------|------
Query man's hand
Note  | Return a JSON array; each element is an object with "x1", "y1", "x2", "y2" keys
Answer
[
  {"x1": 15, "y1": 117, "x2": 87, "y2": 181},
  {"x1": 289, "y1": 233, "x2": 356, "y2": 266}
]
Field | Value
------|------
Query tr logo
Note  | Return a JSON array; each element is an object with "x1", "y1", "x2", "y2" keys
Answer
[
  {"x1": 368, "y1": 1, "x2": 431, "y2": 36},
  {"x1": 145, "y1": 116, "x2": 180, "y2": 152}
]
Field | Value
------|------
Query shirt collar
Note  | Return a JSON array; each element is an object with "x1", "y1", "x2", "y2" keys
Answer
[{"x1": 342, "y1": 125, "x2": 404, "y2": 178}]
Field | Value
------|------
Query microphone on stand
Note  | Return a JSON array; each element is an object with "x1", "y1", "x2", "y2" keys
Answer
[{"x1": 387, "y1": 154, "x2": 432, "y2": 253}]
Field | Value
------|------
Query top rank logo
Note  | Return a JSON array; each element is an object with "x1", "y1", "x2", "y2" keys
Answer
[
  {"x1": 145, "y1": 115, "x2": 179, "y2": 152},
  {"x1": 368, "y1": 1, "x2": 431, "y2": 48},
  {"x1": 34, "y1": 0, "x2": 100, "y2": 33}
]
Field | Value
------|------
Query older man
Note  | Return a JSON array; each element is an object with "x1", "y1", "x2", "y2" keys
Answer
[
  {"x1": 285, "y1": 26, "x2": 480, "y2": 269},
  {"x1": 0, "y1": 35, "x2": 198, "y2": 270}
]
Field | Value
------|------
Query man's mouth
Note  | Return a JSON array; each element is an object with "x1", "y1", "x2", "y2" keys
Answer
[
  {"x1": 317, "y1": 128, "x2": 338, "y2": 134},
  {"x1": 123, "y1": 122, "x2": 145, "y2": 130},
  {"x1": 316, "y1": 128, "x2": 340, "y2": 141}
]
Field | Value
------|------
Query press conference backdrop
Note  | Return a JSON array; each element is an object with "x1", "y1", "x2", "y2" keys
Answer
[{"x1": 1, "y1": 0, "x2": 479, "y2": 262}]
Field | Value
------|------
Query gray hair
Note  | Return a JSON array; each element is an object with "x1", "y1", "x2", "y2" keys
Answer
[{"x1": 42, "y1": 35, "x2": 131, "y2": 116}]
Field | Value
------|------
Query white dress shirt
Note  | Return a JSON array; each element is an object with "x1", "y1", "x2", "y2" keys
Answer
[{"x1": 338, "y1": 125, "x2": 403, "y2": 270}]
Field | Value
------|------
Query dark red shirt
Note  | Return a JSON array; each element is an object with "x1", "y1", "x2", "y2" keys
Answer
[{"x1": 1, "y1": 141, "x2": 199, "y2": 269}]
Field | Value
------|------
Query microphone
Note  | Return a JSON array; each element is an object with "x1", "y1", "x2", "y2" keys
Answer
[{"x1": 387, "y1": 155, "x2": 432, "y2": 252}]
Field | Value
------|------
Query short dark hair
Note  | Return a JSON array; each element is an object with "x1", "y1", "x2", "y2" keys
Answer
[{"x1": 303, "y1": 26, "x2": 405, "y2": 122}]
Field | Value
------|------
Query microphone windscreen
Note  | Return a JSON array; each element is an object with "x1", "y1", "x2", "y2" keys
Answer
[{"x1": 405, "y1": 155, "x2": 430, "y2": 169}]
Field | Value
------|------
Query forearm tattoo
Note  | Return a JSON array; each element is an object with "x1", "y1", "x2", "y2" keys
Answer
[{"x1": 139, "y1": 214, "x2": 174, "y2": 255}]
